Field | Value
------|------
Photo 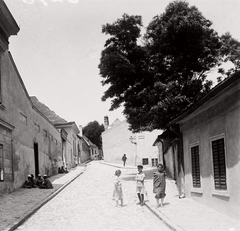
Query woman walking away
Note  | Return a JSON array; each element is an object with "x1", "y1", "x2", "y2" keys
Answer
[
  {"x1": 135, "y1": 165, "x2": 145, "y2": 206},
  {"x1": 112, "y1": 169, "x2": 123, "y2": 207},
  {"x1": 153, "y1": 163, "x2": 166, "y2": 208}
]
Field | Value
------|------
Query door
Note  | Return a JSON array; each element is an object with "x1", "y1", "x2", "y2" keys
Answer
[{"x1": 34, "y1": 143, "x2": 39, "y2": 177}]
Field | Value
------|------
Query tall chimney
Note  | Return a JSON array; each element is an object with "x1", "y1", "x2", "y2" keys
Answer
[
  {"x1": 104, "y1": 116, "x2": 109, "y2": 130},
  {"x1": 79, "y1": 125, "x2": 83, "y2": 137}
]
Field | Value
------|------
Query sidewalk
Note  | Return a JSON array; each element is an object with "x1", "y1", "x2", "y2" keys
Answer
[
  {"x1": 0, "y1": 164, "x2": 87, "y2": 231},
  {"x1": 101, "y1": 161, "x2": 240, "y2": 231}
]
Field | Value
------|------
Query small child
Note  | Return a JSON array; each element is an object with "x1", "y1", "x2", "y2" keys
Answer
[
  {"x1": 112, "y1": 169, "x2": 123, "y2": 207},
  {"x1": 135, "y1": 165, "x2": 145, "y2": 206},
  {"x1": 153, "y1": 163, "x2": 166, "y2": 208}
]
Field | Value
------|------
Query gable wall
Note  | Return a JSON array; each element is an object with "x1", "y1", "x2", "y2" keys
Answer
[
  {"x1": 180, "y1": 81, "x2": 240, "y2": 220},
  {"x1": 102, "y1": 120, "x2": 160, "y2": 166}
]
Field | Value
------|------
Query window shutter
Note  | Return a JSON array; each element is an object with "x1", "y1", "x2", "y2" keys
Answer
[
  {"x1": 212, "y1": 138, "x2": 227, "y2": 190},
  {"x1": 191, "y1": 145, "x2": 201, "y2": 188}
]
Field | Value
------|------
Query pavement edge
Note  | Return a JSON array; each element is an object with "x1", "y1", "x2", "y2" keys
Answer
[
  {"x1": 7, "y1": 171, "x2": 84, "y2": 231},
  {"x1": 144, "y1": 202, "x2": 185, "y2": 231}
]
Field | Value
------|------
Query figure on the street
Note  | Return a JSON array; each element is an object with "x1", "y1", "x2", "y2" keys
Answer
[
  {"x1": 112, "y1": 169, "x2": 123, "y2": 207},
  {"x1": 39, "y1": 174, "x2": 53, "y2": 189},
  {"x1": 153, "y1": 163, "x2": 166, "y2": 208},
  {"x1": 22, "y1": 175, "x2": 36, "y2": 188},
  {"x1": 135, "y1": 165, "x2": 145, "y2": 206},
  {"x1": 35, "y1": 174, "x2": 43, "y2": 187},
  {"x1": 122, "y1": 154, "x2": 127, "y2": 167}
]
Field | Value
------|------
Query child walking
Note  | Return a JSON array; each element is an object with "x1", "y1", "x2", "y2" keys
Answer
[
  {"x1": 135, "y1": 165, "x2": 145, "y2": 206},
  {"x1": 153, "y1": 163, "x2": 166, "y2": 208},
  {"x1": 112, "y1": 169, "x2": 123, "y2": 207}
]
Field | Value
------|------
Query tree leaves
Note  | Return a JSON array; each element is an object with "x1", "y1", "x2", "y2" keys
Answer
[
  {"x1": 83, "y1": 121, "x2": 105, "y2": 149},
  {"x1": 99, "y1": 0, "x2": 239, "y2": 132}
]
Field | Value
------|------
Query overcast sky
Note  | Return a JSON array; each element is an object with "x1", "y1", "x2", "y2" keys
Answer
[{"x1": 4, "y1": 0, "x2": 240, "y2": 127}]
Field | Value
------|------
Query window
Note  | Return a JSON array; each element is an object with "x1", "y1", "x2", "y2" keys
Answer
[
  {"x1": 151, "y1": 158, "x2": 158, "y2": 167},
  {"x1": 43, "y1": 130, "x2": 47, "y2": 137},
  {"x1": 0, "y1": 145, "x2": 4, "y2": 181},
  {"x1": 212, "y1": 138, "x2": 227, "y2": 190},
  {"x1": 34, "y1": 123, "x2": 40, "y2": 132},
  {"x1": 142, "y1": 158, "x2": 149, "y2": 165},
  {"x1": 191, "y1": 145, "x2": 201, "y2": 188},
  {"x1": 20, "y1": 112, "x2": 27, "y2": 125}
]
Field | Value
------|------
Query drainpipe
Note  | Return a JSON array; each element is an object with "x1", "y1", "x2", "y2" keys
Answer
[{"x1": 159, "y1": 139, "x2": 166, "y2": 168}]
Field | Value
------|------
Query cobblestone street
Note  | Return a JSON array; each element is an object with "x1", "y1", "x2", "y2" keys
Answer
[{"x1": 14, "y1": 161, "x2": 170, "y2": 231}]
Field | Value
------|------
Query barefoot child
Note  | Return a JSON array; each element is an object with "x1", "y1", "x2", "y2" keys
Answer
[
  {"x1": 153, "y1": 163, "x2": 166, "y2": 208},
  {"x1": 112, "y1": 169, "x2": 123, "y2": 207},
  {"x1": 135, "y1": 165, "x2": 145, "y2": 206}
]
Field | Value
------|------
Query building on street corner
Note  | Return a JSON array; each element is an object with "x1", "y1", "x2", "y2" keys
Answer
[
  {"x1": 0, "y1": 2, "x2": 96, "y2": 195},
  {"x1": 102, "y1": 116, "x2": 162, "y2": 167},
  {"x1": 159, "y1": 71, "x2": 240, "y2": 221},
  {"x1": 0, "y1": 1, "x2": 64, "y2": 194}
]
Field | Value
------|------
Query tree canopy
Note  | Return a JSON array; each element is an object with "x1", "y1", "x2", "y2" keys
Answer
[
  {"x1": 99, "y1": 0, "x2": 239, "y2": 132},
  {"x1": 83, "y1": 121, "x2": 104, "y2": 148}
]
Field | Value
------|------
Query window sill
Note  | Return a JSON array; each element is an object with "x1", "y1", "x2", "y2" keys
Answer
[
  {"x1": 212, "y1": 190, "x2": 230, "y2": 198},
  {"x1": 191, "y1": 188, "x2": 203, "y2": 194}
]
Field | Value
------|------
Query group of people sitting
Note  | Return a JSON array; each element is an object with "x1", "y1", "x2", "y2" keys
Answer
[
  {"x1": 58, "y1": 166, "x2": 69, "y2": 174},
  {"x1": 23, "y1": 174, "x2": 53, "y2": 189}
]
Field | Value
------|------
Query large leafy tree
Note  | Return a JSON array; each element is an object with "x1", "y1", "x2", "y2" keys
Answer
[
  {"x1": 217, "y1": 32, "x2": 240, "y2": 81},
  {"x1": 83, "y1": 121, "x2": 104, "y2": 148},
  {"x1": 99, "y1": 1, "x2": 228, "y2": 132}
]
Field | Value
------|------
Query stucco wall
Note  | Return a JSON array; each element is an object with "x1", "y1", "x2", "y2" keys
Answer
[
  {"x1": 78, "y1": 138, "x2": 90, "y2": 163},
  {"x1": 0, "y1": 52, "x2": 62, "y2": 194},
  {"x1": 102, "y1": 120, "x2": 160, "y2": 166},
  {"x1": 181, "y1": 82, "x2": 240, "y2": 220}
]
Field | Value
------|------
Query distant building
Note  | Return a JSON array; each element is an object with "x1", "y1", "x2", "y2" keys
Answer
[
  {"x1": 77, "y1": 135, "x2": 91, "y2": 163},
  {"x1": 102, "y1": 117, "x2": 161, "y2": 167},
  {"x1": 31, "y1": 97, "x2": 80, "y2": 169}
]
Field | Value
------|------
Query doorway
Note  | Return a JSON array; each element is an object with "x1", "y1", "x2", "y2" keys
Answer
[{"x1": 34, "y1": 143, "x2": 39, "y2": 177}]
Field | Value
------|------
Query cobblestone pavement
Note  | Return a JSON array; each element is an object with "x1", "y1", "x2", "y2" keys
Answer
[
  {"x1": 14, "y1": 161, "x2": 171, "y2": 231},
  {"x1": 0, "y1": 165, "x2": 85, "y2": 231}
]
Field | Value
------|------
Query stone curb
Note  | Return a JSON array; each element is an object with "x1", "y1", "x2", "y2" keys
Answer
[
  {"x1": 7, "y1": 170, "x2": 84, "y2": 231},
  {"x1": 144, "y1": 202, "x2": 185, "y2": 231},
  {"x1": 100, "y1": 161, "x2": 184, "y2": 231},
  {"x1": 100, "y1": 161, "x2": 136, "y2": 169}
]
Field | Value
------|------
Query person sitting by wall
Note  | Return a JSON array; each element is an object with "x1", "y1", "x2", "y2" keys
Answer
[
  {"x1": 23, "y1": 175, "x2": 36, "y2": 188},
  {"x1": 64, "y1": 166, "x2": 69, "y2": 173},
  {"x1": 30, "y1": 174, "x2": 36, "y2": 185},
  {"x1": 35, "y1": 174, "x2": 43, "y2": 187},
  {"x1": 58, "y1": 166, "x2": 65, "y2": 173},
  {"x1": 39, "y1": 174, "x2": 53, "y2": 189}
]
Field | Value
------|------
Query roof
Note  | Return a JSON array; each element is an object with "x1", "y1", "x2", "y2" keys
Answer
[
  {"x1": 170, "y1": 71, "x2": 240, "y2": 124},
  {"x1": 0, "y1": 1, "x2": 19, "y2": 47},
  {"x1": 152, "y1": 129, "x2": 177, "y2": 146},
  {"x1": 82, "y1": 135, "x2": 98, "y2": 148},
  {"x1": 30, "y1": 96, "x2": 67, "y2": 125}
]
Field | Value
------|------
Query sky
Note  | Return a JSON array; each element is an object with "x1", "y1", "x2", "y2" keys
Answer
[{"x1": 4, "y1": 0, "x2": 240, "y2": 127}]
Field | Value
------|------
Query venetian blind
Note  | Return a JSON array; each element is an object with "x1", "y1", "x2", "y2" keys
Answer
[
  {"x1": 191, "y1": 145, "x2": 201, "y2": 188},
  {"x1": 212, "y1": 138, "x2": 227, "y2": 190}
]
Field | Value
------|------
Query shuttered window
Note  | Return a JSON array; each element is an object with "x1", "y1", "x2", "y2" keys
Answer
[
  {"x1": 191, "y1": 145, "x2": 201, "y2": 188},
  {"x1": 212, "y1": 138, "x2": 227, "y2": 190}
]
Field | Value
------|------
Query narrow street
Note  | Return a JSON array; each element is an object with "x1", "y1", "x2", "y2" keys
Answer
[{"x1": 15, "y1": 162, "x2": 171, "y2": 231}]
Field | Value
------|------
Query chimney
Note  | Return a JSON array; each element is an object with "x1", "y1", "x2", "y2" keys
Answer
[
  {"x1": 79, "y1": 125, "x2": 83, "y2": 137},
  {"x1": 104, "y1": 116, "x2": 109, "y2": 130}
]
